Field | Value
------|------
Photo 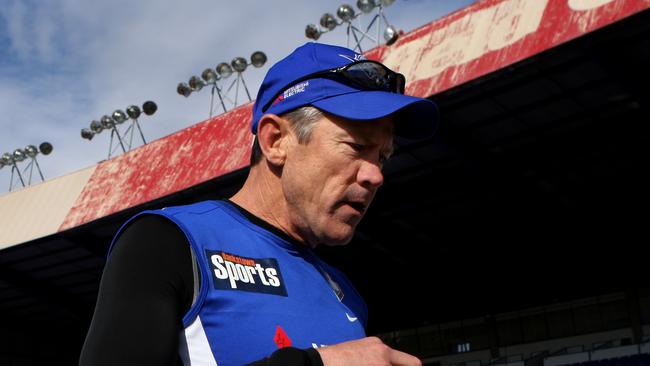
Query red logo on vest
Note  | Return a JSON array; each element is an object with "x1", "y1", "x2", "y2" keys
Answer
[{"x1": 274, "y1": 325, "x2": 292, "y2": 348}]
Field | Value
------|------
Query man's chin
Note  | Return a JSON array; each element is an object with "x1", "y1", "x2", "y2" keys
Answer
[
  {"x1": 320, "y1": 238, "x2": 353, "y2": 247},
  {"x1": 318, "y1": 225, "x2": 356, "y2": 247}
]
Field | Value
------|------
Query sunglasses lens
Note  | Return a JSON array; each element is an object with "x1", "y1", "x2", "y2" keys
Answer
[
  {"x1": 345, "y1": 63, "x2": 391, "y2": 90},
  {"x1": 344, "y1": 62, "x2": 403, "y2": 93},
  {"x1": 395, "y1": 73, "x2": 405, "y2": 94}
]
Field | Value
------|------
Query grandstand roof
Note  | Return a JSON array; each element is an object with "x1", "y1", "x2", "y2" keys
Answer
[{"x1": 3, "y1": 0, "x2": 647, "y2": 249}]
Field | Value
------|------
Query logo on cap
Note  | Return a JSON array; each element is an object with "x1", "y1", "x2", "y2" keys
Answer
[
  {"x1": 273, "y1": 81, "x2": 310, "y2": 106},
  {"x1": 338, "y1": 53, "x2": 366, "y2": 62}
]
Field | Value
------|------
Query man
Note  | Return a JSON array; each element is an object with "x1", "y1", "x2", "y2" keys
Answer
[{"x1": 80, "y1": 42, "x2": 439, "y2": 366}]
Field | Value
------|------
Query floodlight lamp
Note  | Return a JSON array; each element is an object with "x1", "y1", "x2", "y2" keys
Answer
[
  {"x1": 320, "y1": 13, "x2": 338, "y2": 31},
  {"x1": 126, "y1": 105, "x2": 141, "y2": 119},
  {"x1": 177, "y1": 82, "x2": 192, "y2": 97},
  {"x1": 231, "y1": 57, "x2": 247, "y2": 73},
  {"x1": 81, "y1": 128, "x2": 94, "y2": 140},
  {"x1": 216, "y1": 62, "x2": 233, "y2": 78},
  {"x1": 39, "y1": 142, "x2": 53, "y2": 155},
  {"x1": 13, "y1": 149, "x2": 26, "y2": 162},
  {"x1": 142, "y1": 101, "x2": 157, "y2": 116},
  {"x1": 112, "y1": 109, "x2": 128, "y2": 124},
  {"x1": 189, "y1": 75, "x2": 205, "y2": 91},
  {"x1": 305, "y1": 24, "x2": 321, "y2": 40},
  {"x1": 381, "y1": 0, "x2": 395, "y2": 6},
  {"x1": 384, "y1": 25, "x2": 398, "y2": 45},
  {"x1": 250, "y1": 51, "x2": 267, "y2": 68},
  {"x1": 1, "y1": 153, "x2": 12, "y2": 165},
  {"x1": 90, "y1": 120, "x2": 103, "y2": 133},
  {"x1": 100, "y1": 115, "x2": 115, "y2": 129},
  {"x1": 25, "y1": 145, "x2": 39, "y2": 158},
  {"x1": 337, "y1": 4, "x2": 355, "y2": 21},
  {"x1": 201, "y1": 68, "x2": 219, "y2": 83},
  {"x1": 357, "y1": 0, "x2": 376, "y2": 13}
]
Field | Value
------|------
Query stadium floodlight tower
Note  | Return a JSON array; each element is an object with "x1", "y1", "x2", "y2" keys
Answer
[
  {"x1": 22, "y1": 143, "x2": 53, "y2": 185},
  {"x1": 1, "y1": 151, "x2": 25, "y2": 191},
  {"x1": 178, "y1": 51, "x2": 267, "y2": 117},
  {"x1": 123, "y1": 102, "x2": 157, "y2": 150},
  {"x1": 305, "y1": 0, "x2": 400, "y2": 53},
  {"x1": 1, "y1": 142, "x2": 53, "y2": 191},
  {"x1": 177, "y1": 68, "x2": 227, "y2": 118},
  {"x1": 81, "y1": 101, "x2": 157, "y2": 159}
]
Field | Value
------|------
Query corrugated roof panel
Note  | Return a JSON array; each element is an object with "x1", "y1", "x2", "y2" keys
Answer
[{"x1": 0, "y1": 167, "x2": 96, "y2": 250}]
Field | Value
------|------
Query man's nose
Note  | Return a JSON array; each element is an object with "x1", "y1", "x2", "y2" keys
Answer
[{"x1": 357, "y1": 160, "x2": 384, "y2": 188}]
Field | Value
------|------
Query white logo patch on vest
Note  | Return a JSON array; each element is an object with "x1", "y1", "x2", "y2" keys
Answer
[{"x1": 206, "y1": 250, "x2": 288, "y2": 297}]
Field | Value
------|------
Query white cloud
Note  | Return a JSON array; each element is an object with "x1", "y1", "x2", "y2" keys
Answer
[
  {"x1": 0, "y1": 0, "x2": 475, "y2": 190},
  {"x1": 1, "y1": 0, "x2": 30, "y2": 60}
]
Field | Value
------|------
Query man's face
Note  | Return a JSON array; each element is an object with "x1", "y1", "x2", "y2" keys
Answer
[{"x1": 281, "y1": 112, "x2": 394, "y2": 247}]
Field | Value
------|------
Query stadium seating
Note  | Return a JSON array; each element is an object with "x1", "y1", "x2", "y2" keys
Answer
[{"x1": 562, "y1": 353, "x2": 650, "y2": 366}]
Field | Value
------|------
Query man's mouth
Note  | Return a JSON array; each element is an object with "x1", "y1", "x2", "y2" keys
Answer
[{"x1": 344, "y1": 201, "x2": 366, "y2": 214}]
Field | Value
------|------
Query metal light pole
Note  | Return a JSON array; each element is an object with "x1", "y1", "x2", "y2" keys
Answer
[
  {"x1": 81, "y1": 101, "x2": 157, "y2": 159},
  {"x1": 177, "y1": 51, "x2": 267, "y2": 118},
  {"x1": 306, "y1": 0, "x2": 400, "y2": 53},
  {"x1": 1, "y1": 142, "x2": 53, "y2": 191}
]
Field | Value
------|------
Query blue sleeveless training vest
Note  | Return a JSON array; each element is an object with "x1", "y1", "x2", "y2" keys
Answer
[{"x1": 112, "y1": 200, "x2": 367, "y2": 365}]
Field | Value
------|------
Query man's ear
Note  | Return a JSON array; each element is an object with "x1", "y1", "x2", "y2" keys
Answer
[{"x1": 257, "y1": 114, "x2": 292, "y2": 166}]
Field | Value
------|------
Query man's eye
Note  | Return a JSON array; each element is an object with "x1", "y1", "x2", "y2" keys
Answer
[{"x1": 348, "y1": 143, "x2": 364, "y2": 151}]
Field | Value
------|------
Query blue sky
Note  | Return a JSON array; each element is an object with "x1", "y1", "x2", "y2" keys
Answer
[{"x1": 0, "y1": 0, "x2": 476, "y2": 190}]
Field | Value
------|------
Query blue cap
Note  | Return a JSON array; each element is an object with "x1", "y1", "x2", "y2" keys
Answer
[{"x1": 251, "y1": 42, "x2": 439, "y2": 139}]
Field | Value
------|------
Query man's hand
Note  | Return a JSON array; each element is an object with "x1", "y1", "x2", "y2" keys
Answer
[{"x1": 316, "y1": 336, "x2": 422, "y2": 366}]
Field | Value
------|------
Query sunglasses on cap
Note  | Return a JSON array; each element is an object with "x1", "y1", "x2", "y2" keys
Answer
[{"x1": 263, "y1": 60, "x2": 406, "y2": 113}]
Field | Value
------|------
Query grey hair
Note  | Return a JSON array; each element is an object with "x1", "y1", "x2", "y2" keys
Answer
[
  {"x1": 250, "y1": 106, "x2": 325, "y2": 165},
  {"x1": 284, "y1": 106, "x2": 324, "y2": 143}
]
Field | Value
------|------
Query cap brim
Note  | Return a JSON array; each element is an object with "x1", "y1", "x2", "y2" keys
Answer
[{"x1": 311, "y1": 90, "x2": 439, "y2": 139}]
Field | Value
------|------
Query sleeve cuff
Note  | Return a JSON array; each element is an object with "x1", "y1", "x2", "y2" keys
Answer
[{"x1": 245, "y1": 347, "x2": 324, "y2": 366}]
